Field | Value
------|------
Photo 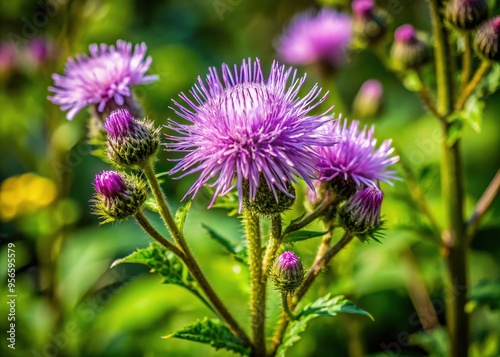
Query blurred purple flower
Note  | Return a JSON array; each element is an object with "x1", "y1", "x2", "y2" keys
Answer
[
  {"x1": 167, "y1": 58, "x2": 333, "y2": 210},
  {"x1": 0, "y1": 42, "x2": 16, "y2": 74},
  {"x1": 352, "y1": 79, "x2": 383, "y2": 118},
  {"x1": 25, "y1": 37, "x2": 56, "y2": 67},
  {"x1": 48, "y1": 40, "x2": 158, "y2": 120},
  {"x1": 314, "y1": 117, "x2": 399, "y2": 188},
  {"x1": 277, "y1": 9, "x2": 352, "y2": 68}
]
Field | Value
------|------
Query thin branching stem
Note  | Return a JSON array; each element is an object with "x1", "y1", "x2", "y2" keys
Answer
[
  {"x1": 455, "y1": 61, "x2": 491, "y2": 112},
  {"x1": 467, "y1": 170, "x2": 500, "y2": 242}
]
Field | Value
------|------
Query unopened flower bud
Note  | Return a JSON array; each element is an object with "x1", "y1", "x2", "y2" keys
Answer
[
  {"x1": 352, "y1": 79, "x2": 383, "y2": 119},
  {"x1": 390, "y1": 24, "x2": 429, "y2": 71},
  {"x1": 352, "y1": 0, "x2": 388, "y2": 44},
  {"x1": 243, "y1": 177, "x2": 295, "y2": 217},
  {"x1": 271, "y1": 251, "x2": 305, "y2": 294},
  {"x1": 92, "y1": 170, "x2": 147, "y2": 222},
  {"x1": 446, "y1": 0, "x2": 488, "y2": 30},
  {"x1": 104, "y1": 109, "x2": 160, "y2": 168},
  {"x1": 474, "y1": 16, "x2": 500, "y2": 61},
  {"x1": 339, "y1": 186, "x2": 383, "y2": 241}
]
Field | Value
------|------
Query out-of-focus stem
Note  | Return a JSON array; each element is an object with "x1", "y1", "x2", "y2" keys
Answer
[
  {"x1": 467, "y1": 170, "x2": 500, "y2": 241},
  {"x1": 455, "y1": 61, "x2": 491, "y2": 111},
  {"x1": 460, "y1": 33, "x2": 472, "y2": 90}
]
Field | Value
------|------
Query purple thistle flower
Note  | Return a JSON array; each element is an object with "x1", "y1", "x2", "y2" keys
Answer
[
  {"x1": 314, "y1": 117, "x2": 399, "y2": 189},
  {"x1": 167, "y1": 58, "x2": 333, "y2": 210},
  {"x1": 94, "y1": 171, "x2": 128, "y2": 198},
  {"x1": 277, "y1": 9, "x2": 352, "y2": 68},
  {"x1": 48, "y1": 40, "x2": 158, "y2": 120}
]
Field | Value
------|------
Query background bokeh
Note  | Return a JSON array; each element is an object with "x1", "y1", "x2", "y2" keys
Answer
[{"x1": 1, "y1": 0, "x2": 499, "y2": 356}]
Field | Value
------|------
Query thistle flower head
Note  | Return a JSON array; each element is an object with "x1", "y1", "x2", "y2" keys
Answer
[
  {"x1": 104, "y1": 109, "x2": 160, "y2": 167},
  {"x1": 48, "y1": 40, "x2": 158, "y2": 120},
  {"x1": 339, "y1": 186, "x2": 384, "y2": 241},
  {"x1": 352, "y1": 79, "x2": 383, "y2": 119},
  {"x1": 92, "y1": 170, "x2": 147, "y2": 223},
  {"x1": 390, "y1": 25, "x2": 428, "y2": 71},
  {"x1": 446, "y1": 0, "x2": 488, "y2": 30},
  {"x1": 277, "y1": 9, "x2": 352, "y2": 68},
  {"x1": 271, "y1": 251, "x2": 305, "y2": 294},
  {"x1": 167, "y1": 58, "x2": 334, "y2": 211},
  {"x1": 474, "y1": 17, "x2": 500, "y2": 61},
  {"x1": 312, "y1": 117, "x2": 399, "y2": 199}
]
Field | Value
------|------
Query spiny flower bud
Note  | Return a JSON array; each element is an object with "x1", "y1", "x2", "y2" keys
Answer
[
  {"x1": 92, "y1": 170, "x2": 147, "y2": 223},
  {"x1": 104, "y1": 109, "x2": 160, "y2": 168},
  {"x1": 352, "y1": 79, "x2": 383, "y2": 119},
  {"x1": 474, "y1": 16, "x2": 500, "y2": 61},
  {"x1": 339, "y1": 186, "x2": 383, "y2": 241},
  {"x1": 446, "y1": 0, "x2": 488, "y2": 30},
  {"x1": 242, "y1": 177, "x2": 296, "y2": 217},
  {"x1": 271, "y1": 251, "x2": 305, "y2": 294},
  {"x1": 352, "y1": 0, "x2": 388, "y2": 44},
  {"x1": 390, "y1": 24, "x2": 429, "y2": 71}
]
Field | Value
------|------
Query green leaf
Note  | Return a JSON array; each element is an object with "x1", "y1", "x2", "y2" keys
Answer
[
  {"x1": 111, "y1": 243, "x2": 212, "y2": 311},
  {"x1": 410, "y1": 326, "x2": 449, "y2": 357},
  {"x1": 163, "y1": 317, "x2": 251, "y2": 356},
  {"x1": 462, "y1": 94, "x2": 484, "y2": 133},
  {"x1": 446, "y1": 118, "x2": 464, "y2": 146},
  {"x1": 143, "y1": 195, "x2": 159, "y2": 213},
  {"x1": 277, "y1": 294, "x2": 372, "y2": 357},
  {"x1": 283, "y1": 230, "x2": 327, "y2": 243},
  {"x1": 202, "y1": 224, "x2": 248, "y2": 264},
  {"x1": 175, "y1": 201, "x2": 192, "y2": 233},
  {"x1": 208, "y1": 189, "x2": 239, "y2": 216},
  {"x1": 467, "y1": 279, "x2": 500, "y2": 311}
]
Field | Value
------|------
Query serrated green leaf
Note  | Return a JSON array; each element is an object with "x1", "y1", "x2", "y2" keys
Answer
[
  {"x1": 208, "y1": 189, "x2": 240, "y2": 216},
  {"x1": 284, "y1": 230, "x2": 327, "y2": 243},
  {"x1": 163, "y1": 317, "x2": 250, "y2": 356},
  {"x1": 111, "y1": 243, "x2": 213, "y2": 312},
  {"x1": 175, "y1": 202, "x2": 192, "y2": 233},
  {"x1": 277, "y1": 294, "x2": 372, "y2": 357},
  {"x1": 202, "y1": 224, "x2": 248, "y2": 264}
]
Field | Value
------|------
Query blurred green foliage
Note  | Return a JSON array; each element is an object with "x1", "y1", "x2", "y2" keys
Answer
[{"x1": 1, "y1": 0, "x2": 499, "y2": 356}]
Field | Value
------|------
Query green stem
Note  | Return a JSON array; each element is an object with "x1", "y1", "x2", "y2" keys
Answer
[
  {"x1": 134, "y1": 210, "x2": 185, "y2": 258},
  {"x1": 455, "y1": 61, "x2": 491, "y2": 111},
  {"x1": 415, "y1": 69, "x2": 443, "y2": 120},
  {"x1": 244, "y1": 209, "x2": 266, "y2": 357},
  {"x1": 467, "y1": 170, "x2": 500, "y2": 242},
  {"x1": 282, "y1": 194, "x2": 336, "y2": 236},
  {"x1": 281, "y1": 293, "x2": 296, "y2": 321},
  {"x1": 269, "y1": 232, "x2": 354, "y2": 356},
  {"x1": 141, "y1": 160, "x2": 252, "y2": 348},
  {"x1": 460, "y1": 33, "x2": 472, "y2": 90},
  {"x1": 429, "y1": 0, "x2": 469, "y2": 355},
  {"x1": 262, "y1": 215, "x2": 283, "y2": 279}
]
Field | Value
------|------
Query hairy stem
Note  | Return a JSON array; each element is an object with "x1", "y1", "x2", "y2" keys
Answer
[
  {"x1": 460, "y1": 33, "x2": 472, "y2": 90},
  {"x1": 283, "y1": 194, "x2": 336, "y2": 236},
  {"x1": 429, "y1": 0, "x2": 469, "y2": 355},
  {"x1": 134, "y1": 210, "x2": 185, "y2": 258},
  {"x1": 281, "y1": 293, "x2": 297, "y2": 321},
  {"x1": 245, "y1": 209, "x2": 266, "y2": 356},
  {"x1": 269, "y1": 232, "x2": 354, "y2": 356},
  {"x1": 467, "y1": 170, "x2": 500, "y2": 241},
  {"x1": 262, "y1": 215, "x2": 283, "y2": 279},
  {"x1": 141, "y1": 160, "x2": 252, "y2": 348},
  {"x1": 455, "y1": 61, "x2": 491, "y2": 111}
]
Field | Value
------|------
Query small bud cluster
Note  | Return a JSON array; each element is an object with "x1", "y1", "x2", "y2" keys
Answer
[
  {"x1": 446, "y1": 0, "x2": 488, "y2": 30},
  {"x1": 474, "y1": 16, "x2": 500, "y2": 61},
  {"x1": 352, "y1": 0, "x2": 388, "y2": 45}
]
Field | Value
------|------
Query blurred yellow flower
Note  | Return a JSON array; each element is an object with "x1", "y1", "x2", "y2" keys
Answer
[{"x1": 0, "y1": 173, "x2": 57, "y2": 221}]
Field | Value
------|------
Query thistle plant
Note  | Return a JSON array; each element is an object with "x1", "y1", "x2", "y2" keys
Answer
[{"x1": 46, "y1": 1, "x2": 500, "y2": 354}]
